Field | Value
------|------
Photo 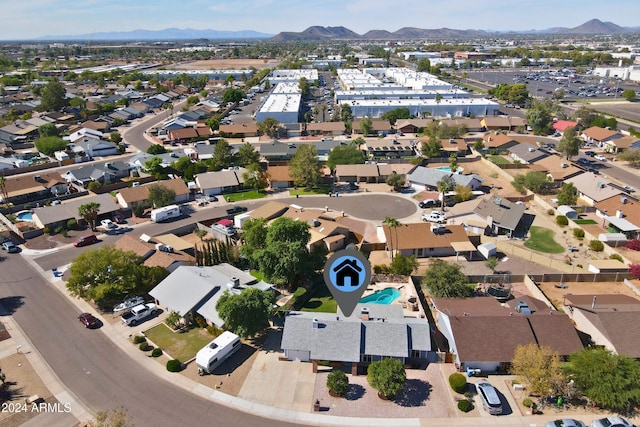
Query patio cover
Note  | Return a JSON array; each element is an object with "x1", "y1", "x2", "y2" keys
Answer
[
  {"x1": 604, "y1": 215, "x2": 640, "y2": 232},
  {"x1": 153, "y1": 234, "x2": 194, "y2": 251}
]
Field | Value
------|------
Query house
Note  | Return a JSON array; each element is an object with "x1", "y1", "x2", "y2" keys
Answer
[
  {"x1": 128, "y1": 150, "x2": 188, "y2": 171},
  {"x1": 167, "y1": 126, "x2": 211, "y2": 144},
  {"x1": 552, "y1": 120, "x2": 579, "y2": 134},
  {"x1": 364, "y1": 139, "x2": 415, "y2": 159},
  {"x1": 218, "y1": 123, "x2": 259, "y2": 138},
  {"x1": 563, "y1": 294, "x2": 640, "y2": 358},
  {"x1": 603, "y1": 135, "x2": 640, "y2": 153},
  {"x1": 113, "y1": 234, "x2": 193, "y2": 272},
  {"x1": 433, "y1": 296, "x2": 583, "y2": 372},
  {"x1": 194, "y1": 168, "x2": 246, "y2": 196},
  {"x1": 282, "y1": 208, "x2": 350, "y2": 252},
  {"x1": 245, "y1": 201, "x2": 290, "y2": 222},
  {"x1": 62, "y1": 161, "x2": 131, "y2": 186},
  {"x1": 595, "y1": 194, "x2": 640, "y2": 239},
  {"x1": 445, "y1": 195, "x2": 527, "y2": 237},
  {"x1": 0, "y1": 121, "x2": 39, "y2": 145},
  {"x1": 439, "y1": 138, "x2": 470, "y2": 157},
  {"x1": 259, "y1": 140, "x2": 298, "y2": 164},
  {"x1": 0, "y1": 173, "x2": 68, "y2": 206},
  {"x1": 565, "y1": 173, "x2": 622, "y2": 206},
  {"x1": 69, "y1": 127, "x2": 103, "y2": 143},
  {"x1": 481, "y1": 133, "x2": 518, "y2": 152},
  {"x1": 352, "y1": 119, "x2": 392, "y2": 136},
  {"x1": 335, "y1": 164, "x2": 383, "y2": 183},
  {"x1": 0, "y1": 157, "x2": 29, "y2": 171},
  {"x1": 480, "y1": 116, "x2": 525, "y2": 131},
  {"x1": 149, "y1": 264, "x2": 272, "y2": 327},
  {"x1": 382, "y1": 223, "x2": 475, "y2": 259},
  {"x1": 406, "y1": 166, "x2": 482, "y2": 191},
  {"x1": 32, "y1": 193, "x2": 120, "y2": 230},
  {"x1": 306, "y1": 122, "x2": 346, "y2": 136},
  {"x1": 529, "y1": 155, "x2": 583, "y2": 186},
  {"x1": 280, "y1": 304, "x2": 432, "y2": 375},
  {"x1": 582, "y1": 126, "x2": 622, "y2": 147},
  {"x1": 266, "y1": 166, "x2": 294, "y2": 189},
  {"x1": 71, "y1": 138, "x2": 119, "y2": 158},
  {"x1": 508, "y1": 142, "x2": 548, "y2": 164},
  {"x1": 440, "y1": 118, "x2": 484, "y2": 133},
  {"x1": 115, "y1": 178, "x2": 190, "y2": 209}
]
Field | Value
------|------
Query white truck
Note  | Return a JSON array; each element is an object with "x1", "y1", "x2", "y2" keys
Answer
[
  {"x1": 121, "y1": 303, "x2": 158, "y2": 326},
  {"x1": 196, "y1": 331, "x2": 241, "y2": 375},
  {"x1": 150, "y1": 205, "x2": 181, "y2": 222}
]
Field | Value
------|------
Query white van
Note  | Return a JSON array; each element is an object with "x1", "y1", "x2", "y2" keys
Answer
[{"x1": 476, "y1": 380, "x2": 502, "y2": 415}]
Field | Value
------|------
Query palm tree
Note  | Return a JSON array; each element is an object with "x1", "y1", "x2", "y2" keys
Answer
[
  {"x1": 0, "y1": 175, "x2": 10, "y2": 213},
  {"x1": 437, "y1": 178, "x2": 452, "y2": 210},
  {"x1": 435, "y1": 93, "x2": 443, "y2": 118},
  {"x1": 383, "y1": 216, "x2": 401, "y2": 261},
  {"x1": 78, "y1": 202, "x2": 101, "y2": 231}
]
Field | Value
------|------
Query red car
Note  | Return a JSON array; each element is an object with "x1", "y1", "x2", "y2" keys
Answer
[
  {"x1": 78, "y1": 313, "x2": 100, "y2": 329},
  {"x1": 74, "y1": 234, "x2": 98, "y2": 247}
]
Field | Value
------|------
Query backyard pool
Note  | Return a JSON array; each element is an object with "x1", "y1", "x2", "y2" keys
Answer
[
  {"x1": 359, "y1": 288, "x2": 401, "y2": 305},
  {"x1": 16, "y1": 211, "x2": 33, "y2": 222},
  {"x1": 436, "y1": 166, "x2": 464, "y2": 174}
]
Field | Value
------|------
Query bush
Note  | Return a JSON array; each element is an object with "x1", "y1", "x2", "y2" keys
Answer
[
  {"x1": 67, "y1": 218, "x2": 78, "y2": 230},
  {"x1": 43, "y1": 226, "x2": 51, "y2": 235},
  {"x1": 573, "y1": 228, "x2": 585, "y2": 238},
  {"x1": 194, "y1": 313, "x2": 207, "y2": 329},
  {"x1": 139, "y1": 342, "x2": 150, "y2": 351},
  {"x1": 589, "y1": 240, "x2": 605, "y2": 252},
  {"x1": 457, "y1": 399, "x2": 473, "y2": 412},
  {"x1": 151, "y1": 348, "x2": 163, "y2": 358},
  {"x1": 449, "y1": 373, "x2": 467, "y2": 394},
  {"x1": 132, "y1": 335, "x2": 146, "y2": 344},
  {"x1": 326, "y1": 370, "x2": 349, "y2": 397},
  {"x1": 626, "y1": 239, "x2": 640, "y2": 251},
  {"x1": 547, "y1": 209, "x2": 555, "y2": 216},
  {"x1": 556, "y1": 215, "x2": 569, "y2": 226},
  {"x1": 206, "y1": 324, "x2": 223, "y2": 336},
  {"x1": 610, "y1": 253, "x2": 623, "y2": 263},
  {"x1": 166, "y1": 359, "x2": 182, "y2": 372},
  {"x1": 522, "y1": 397, "x2": 533, "y2": 408}
]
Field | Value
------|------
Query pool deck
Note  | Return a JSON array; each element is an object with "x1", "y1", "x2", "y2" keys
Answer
[{"x1": 362, "y1": 280, "x2": 426, "y2": 319}]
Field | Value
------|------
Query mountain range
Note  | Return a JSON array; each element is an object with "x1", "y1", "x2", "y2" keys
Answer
[{"x1": 37, "y1": 19, "x2": 639, "y2": 41}]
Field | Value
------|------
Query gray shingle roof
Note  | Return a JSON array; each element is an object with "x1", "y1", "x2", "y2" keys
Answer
[{"x1": 406, "y1": 166, "x2": 450, "y2": 187}]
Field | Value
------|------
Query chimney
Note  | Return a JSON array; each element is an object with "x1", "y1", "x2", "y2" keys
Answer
[
  {"x1": 592, "y1": 296, "x2": 597, "y2": 309},
  {"x1": 616, "y1": 210, "x2": 624, "y2": 218},
  {"x1": 312, "y1": 318, "x2": 319, "y2": 329},
  {"x1": 227, "y1": 276, "x2": 240, "y2": 287},
  {"x1": 361, "y1": 307, "x2": 370, "y2": 321}
]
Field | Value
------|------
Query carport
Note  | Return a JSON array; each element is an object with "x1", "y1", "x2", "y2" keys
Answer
[{"x1": 451, "y1": 241, "x2": 477, "y2": 261}]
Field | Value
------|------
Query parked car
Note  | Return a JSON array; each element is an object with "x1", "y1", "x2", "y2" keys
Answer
[
  {"x1": 623, "y1": 185, "x2": 635, "y2": 193},
  {"x1": 101, "y1": 219, "x2": 117, "y2": 230},
  {"x1": 546, "y1": 419, "x2": 586, "y2": 427},
  {"x1": 226, "y1": 206, "x2": 247, "y2": 215},
  {"x1": 419, "y1": 199, "x2": 437, "y2": 208},
  {"x1": 591, "y1": 417, "x2": 634, "y2": 427},
  {"x1": 74, "y1": 234, "x2": 98, "y2": 247},
  {"x1": 2, "y1": 240, "x2": 19, "y2": 253},
  {"x1": 78, "y1": 312, "x2": 100, "y2": 329},
  {"x1": 584, "y1": 150, "x2": 595, "y2": 157},
  {"x1": 422, "y1": 212, "x2": 446, "y2": 223},
  {"x1": 594, "y1": 154, "x2": 607, "y2": 161},
  {"x1": 112, "y1": 213, "x2": 127, "y2": 224},
  {"x1": 476, "y1": 380, "x2": 503, "y2": 415}
]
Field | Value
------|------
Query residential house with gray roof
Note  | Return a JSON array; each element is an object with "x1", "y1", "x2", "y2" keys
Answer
[
  {"x1": 508, "y1": 142, "x2": 548, "y2": 164},
  {"x1": 565, "y1": 173, "x2": 622, "y2": 206},
  {"x1": 128, "y1": 150, "x2": 188, "y2": 171},
  {"x1": 31, "y1": 193, "x2": 120, "y2": 229},
  {"x1": 259, "y1": 140, "x2": 299, "y2": 164},
  {"x1": 62, "y1": 161, "x2": 131, "y2": 186},
  {"x1": 406, "y1": 166, "x2": 482, "y2": 191},
  {"x1": 281, "y1": 304, "x2": 432, "y2": 375},
  {"x1": 194, "y1": 168, "x2": 246, "y2": 196},
  {"x1": 445, "y1": 194, "x2": 527, "y2": 236}
]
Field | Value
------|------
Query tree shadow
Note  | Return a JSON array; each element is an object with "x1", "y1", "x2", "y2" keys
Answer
[
  {"x1": 0, "y1": 296, "x2": 25, "y2": 316},
  {"x1": 394, "y1": 379, "x2": 433, "y2": 407},
  {"x1": 0, "y1": 381, "x2": 25, "y2": 402},
  {"x1": 343, "y1": 383, "x2": 366, "y2": 401}
]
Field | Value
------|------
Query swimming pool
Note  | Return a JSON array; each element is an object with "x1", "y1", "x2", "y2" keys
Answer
[
  {"x1": 359, "y1": 288, "x2": 401, "y2": 305},
  {"x1": 436, "y1": 166, "x2": 464, "y2": 174},
  {"x1": 16, "y1": 211, "x2": 33, "y2": 222}
]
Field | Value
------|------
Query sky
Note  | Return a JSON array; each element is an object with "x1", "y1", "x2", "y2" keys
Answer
[{"x1": 0, "y1": 0, "x2": 638, "y2": 40}]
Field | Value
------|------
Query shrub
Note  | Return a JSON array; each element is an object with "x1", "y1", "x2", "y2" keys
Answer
[
  {"x1": 61, "y1": 229, "x2": 68, "y2": 238},
  {"x1": 87, "y1": 181, "x2": 101, "y2": 192},
  {"x1": 449, "y1": 373, "x2": 467, "y2": 394},
  {"x1": 151, "y1": 348, "x2": 163, "y2": 358},
  {"x1": 556, "y1": 215, "x2": 569, "y2": 226},
  {"x1": 165, "y1": 312, "x2": 181, "y2": 330},
  {"x1": 326, "y1": 370, "x2": 349, "y2": 397},
  {"x1": 139, "y1": 342, "x2": 150, "y2": 351},
  {"x1": 166, "y1": 359, "x2": 182, "y2": 372},
  {"x1": 626, "y1": 239, "x2": 640, "y2": 251},
  {"x1": 132, "y1": 335, "x2": 146, "y2": 344},
  {"x1": 457, "y1": 399, "x2": 473, "y2": 412},
  {"x1": 206, "y1": 324, "x2": 223, "y2": 337},
  {"x1": 67, "y1": 218, "x2": 78, "y2": 230},
  {"x1": 610, "y1": 254, "x2": 623, "y2": 263},
  {"x1": 523, "y1": 397, "x2": 533, "y2": 408},
  {"x1": 43, "y1": 226, "x2": 51, "y2": 235},
  {"x1": 589, "y1": 240, "x2": 605, "y2": 252},
  {"x1": 573, "y1": 228, "x2": 585, "y2": 238},
  {"x1": 547, "y1": 209, "x2": 555, "y2": 216},
  {"x1": 194, "y1": 313, "x2": 207, "y2": 329}
]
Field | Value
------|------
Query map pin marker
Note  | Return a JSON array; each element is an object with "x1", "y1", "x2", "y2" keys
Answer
[{"x1": 323, "y1": 248, "x2": 371, "y2": 317}]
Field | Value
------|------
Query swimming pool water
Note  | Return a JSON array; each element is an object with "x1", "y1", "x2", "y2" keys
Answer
[
  {"x1": 359, "y1": 288, "x2": 401, "y2": 305},
  {"x1": 17, "y1": 212, "x2": 33, "y2": 221}
]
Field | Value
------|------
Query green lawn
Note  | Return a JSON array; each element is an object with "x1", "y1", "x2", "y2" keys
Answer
[
  {"x1": 144, "y1": 323, "x2": 214, "y2": 362},
  {"x1": 573, "y1": 219, "x2": 597, "y2": 225},
  {"x1": 489, "y1": 155, "x2": 510, "y2": 165},
  {"x1": 225, "y1": 189, "x2": 267, "y2": 202},
  {"x1": 290, "y1": 185, "x2": 331, "y2": 196},
  {"x1": 524, "y1": 226, "x2": 565, "y2": 254},
  {"x1": 301, "y1": 284, "x2": 337, "y2": 313},
  {"x1": 250, "y1": 270, "x2": 265, "y2": 282}
]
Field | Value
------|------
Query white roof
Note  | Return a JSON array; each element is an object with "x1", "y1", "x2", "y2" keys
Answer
[
  {"x1": 195, "y1": 331, "x2": 239, "y2": 366},
  {"x1": 605, "y1": 215, "x2": 640, "y2": 232}
]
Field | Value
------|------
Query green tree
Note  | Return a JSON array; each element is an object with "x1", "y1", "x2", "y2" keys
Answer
[
  {"x1": 39, "y1": 80, "x2": 68, "y2": 111},
  {"x1": 385, "y1": 173, "x2": 405, "y2": 192},
  {"x1": 215, "y1": 287, "x2": 274, "y2": 339},
  {"x1": 327, "y1": 145, "x2": 365, "y2": 170},
  {"x1": 511, "y1": 344, "x2": 566, "y2": 398},
  {"x1": 257, "y1": 117, "x2": 281, "y2": 138},
  {"x1": 389, "y1": 254, "x2": 418, "y2": 275},
  {"x1": 526, "y1": 99, "x2": 553, "y2": 135},
  {"x1": 298, "y1": 77, "x2": 312, "y2": 98},
  {"x1": 421, "y1": 137, "x2": 442, "y2": 158},
  {"x1": 434, "y1": 93, "x2": 443, "y2": 117},
  {"x1": 512, "y1": 171, "x2": 551, "y2": 194},
  {"x1": 484, "y1": 256, "x2": 498, "y2": 273},
  {"x1": 290, "y1": 144, "x2": 321, "y2": 188},
  {"x1": 454, "y1": 184, "x2": 472, "y2": 203},
  {"x1": 35, "y1": 136, "x2": 67, "y2": 156},
  {"x1": 437, "y1": 177, "x2": 454, "y2": 209},
  {"x1": 622, "y1": 89, "x2": 636, "y2": 102},
  {"x1": 618, "y1": 148, "x2": 640, "y2": 168},
  {"x1": 359, "y1": 117, "x2": 373, "y2": 136},
  {"x1": 148, "y1": 184, "x2": 176, "y2": 208},
  {"x1": 565, "y1": 347, "x2": 640, "y2": 411},
  {"x1": 147, "y1": 144, "x2": 169, "y2": 155},
  {"x1": 38, "y1": 122, "x2": 59, "y2": 138},
  {"x1": 557, "y1": 126, "x2": 581, "y2": 160},
  {"x1": 422, "y1": 259, "x2": 472, "y2": 298},
  {"x1": 221, "y1": 88, "x2": 245, "y2": 104},
  {"x1": 557, "y1": 182, "x2": 578, "y2": 206},
  {"x1": 209, "y1": 139, "x2": 234, "y2": 171},
  {"x1": 340, "y1": 103, "x2": 353, "y2": 123},
  {"x1": 367, "y1": 358, "x2": 406, "y2": 399},
  {"x1": 110, "y1": 132, "x2": 122, "y2": 144},
  {"x1": 0, "y1": 176, "x2": 9, "y2": 212},
  {"x1": 326, "y1": 370, "x2": 349, "y2": 397},
  {"x1": 235, "y1": 142, "x2": 260, "y2": 167},
  {"x1": 416, "y1": 58, "x2": 431, "y2": 72},
  {"x1": 78, "y1": 202, "x2": 100, "y2": 231},
  {"x1": 383, "y1": 216, "x2": 401, "y2": 260},
  {"x1": 242, "y1": 162, "x2": 268, "y2": 190},
  {"x1": 240, "y1": 218, "x2": 268, "y2": 268},
  {"x1": 381, "y1": 108, "x2": 410, "y2": 126}
]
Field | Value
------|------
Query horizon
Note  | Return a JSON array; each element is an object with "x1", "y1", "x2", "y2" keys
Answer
[{"x1": 1, "y1": 0, "x2": 639, "y2": 41}]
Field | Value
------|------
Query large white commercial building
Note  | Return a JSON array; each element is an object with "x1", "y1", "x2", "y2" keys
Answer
[
  {"x1": 268, "y1": 69, "x2": 318, "y2": 85},
  {"x1": 255, "y1": 82, "x2": 302, "y2": 124}
]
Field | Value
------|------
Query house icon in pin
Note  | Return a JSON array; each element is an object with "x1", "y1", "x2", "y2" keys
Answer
[{"x1": 332, "y1": 258, "x2": 362, "y2": 288}]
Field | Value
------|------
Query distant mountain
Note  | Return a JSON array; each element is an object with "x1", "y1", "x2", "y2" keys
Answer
[
  {"x1": 270, "y1": 19, "x2": 637, "y2": 41},
  {"x1": 38, "y1": 28, "x2": 273, "y2": 41}
]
